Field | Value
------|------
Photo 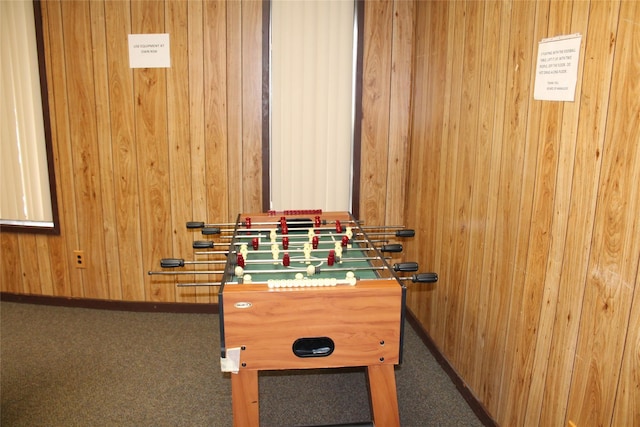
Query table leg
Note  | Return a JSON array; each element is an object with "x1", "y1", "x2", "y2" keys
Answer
[
  {"x1": 231, "y1": 370, "x2": 259, "y2": 427},
  {"x1": 366, "y1": 364, "x2": 400, "y2": 427}
]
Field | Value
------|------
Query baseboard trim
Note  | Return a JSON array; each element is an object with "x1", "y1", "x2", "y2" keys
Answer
[
  {"x1": 0, "y1": 292, "x2": 218, "y2": 314},
  {"x1": 405, "y1": 308, "x2": 498, "y2": 427}
]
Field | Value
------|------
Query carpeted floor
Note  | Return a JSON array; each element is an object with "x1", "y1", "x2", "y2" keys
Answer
[{"x1": 1, "y1": 302, "x2": 485, "y2": 426}]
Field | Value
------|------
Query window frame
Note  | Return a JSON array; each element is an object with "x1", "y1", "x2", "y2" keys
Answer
[
  {"x1": 261, "y1": 0, "x2": 364, "y2": 218},
  {"x1": 1, "y1": 0, "x2": 60, "y2": 235}
]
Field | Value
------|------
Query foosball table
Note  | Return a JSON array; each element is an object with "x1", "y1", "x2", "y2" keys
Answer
[{"x1": 149, "y1": 210, "x2": 437, "y2": 426}]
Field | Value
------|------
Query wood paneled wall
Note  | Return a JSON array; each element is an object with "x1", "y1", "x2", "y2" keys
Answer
[
  {"x1": 1, "y1": 0, "x2": 266, "y2": 303},
  {"x1": 405, "y1": 1, "x2": 639, "y2": 426},
  {"x1": 1, "y1": 0, "x2": 638, "y2": 426},
  {"x1": 0, "y1": 0, "x2": 409, "y2": 302}
]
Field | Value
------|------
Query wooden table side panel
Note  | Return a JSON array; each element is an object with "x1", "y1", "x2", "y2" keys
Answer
[{"x1": 222, "y1": 284, "x2": 403, "y2": 370}]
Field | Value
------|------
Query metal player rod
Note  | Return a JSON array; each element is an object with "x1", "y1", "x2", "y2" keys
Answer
[
  {"x1": 195, "y1": 242, "x2": 403, "y2": 256},
  {"x1": 148, "y1": 270, "x2": 225, "y2": 276},
  {"x1": 148, "y1": 267, "x2": 375, "y2": 276},
  {"x1": 176, "y1": 282, "x2": 221, "y2": 287},
  {"x1": 188, "y1": 219, "x2": 411, "y2": 231},
  {"x1": 224, "y1": 235, "x2": 397, "y2": 247},
  {"x1": 215, "y1": 247, "x2": 360, "y2": 256},
  {"x1": 173, "y1": 272, "x2": 438, "y2": 286},
  {"x1": 231, "y1": 264, "x2": 410, "y2": 276},
  {"x1": 160, "y1": 256, "x2": 393, "y2": 268},
  {"x1": 235, "y1": 262, "x2": 418, "y2": 276},
  {"x1": 187, "y1": 218, "x2": 362, "y2": 229},
  {"x1": 200, "y1": 226, "x2": 414, "y2": 238},
  {"x1": 191, "y1": 248, "x2": 230, "y2": 255}
]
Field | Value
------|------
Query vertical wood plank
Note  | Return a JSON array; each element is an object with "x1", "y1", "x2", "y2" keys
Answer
[
  {"x1": 612, "y1": 267, "x2": 640, "y2": 426},
  {"x1": 536, "y1": 0, "x2": 619, "y2": 422},
  {"x1": 509, "y1": 2, "x2": 592, "y2": 423},
  {"x1": 18, "y1": 235, "x2": 41, "y2": 294},
  {"x1": 44, "y1": 0, "x2": 83, "y2": 298},
  {"x1": 90, "y1": 0, "x2": 122, "y2": 300},
  {"x1": 186, "y1": 0, "x2": 213, "y2": 303},
  {"x1": 38, "y1": 0, "x2": 72, "y2": 298},
  {"x1": 497, "y1": 0, "x2": 554, "y2": 422},
  {"x1": 35, "y1": 235, "x2": 54, "y2": 295},
  {"x1": 61, "y1": 0, "x2": 109, "y2": 299},
  {"x1": 130, "y1": 0, "x2": 172, "y2": 302},
  {"x1": 477, "y1": 1, "x2": 537, "y2": 413},
  {"x1": 204, "y1": 0, "x2": 228, "y2": 224},
  {"x1": 472, "y1": 0, "x2": 512, "y2": 396},
  {"x1": 166, "y1": 0, "x2": 197, "y2": 301},
  {"x1": 242, "y1": 0, "x2": 263, "y2": 212},
  {"x1": 528, "y1": 1, "x2": 596, "y2": 424},
  {"x1": 459, "y1": 0, "x2": 506, "y2": 385},
  {"x1": 446, "y1": 0, "x2": 483, "y2": 366},
  {"x1": 227, "y1": 0, "x2": 243, "y2": 219},
  {"x1": 360, "y1": 0, "x2": 392, "y2": 226},
  {"x1": 1, "y1": 233, "x2": 22, "y2": 293},
  {"x1": 104, "y1": 0, "x2": 145, "y2": 301},
  {"x1": 386, "y1": 0, "x2": 413, "y2": 227},
  {"x1": 188, "y1": 0, "x2": 206, "y2": 228},
  {"x1": 430, "y1": 0, "x2": 458, "y2": 349},
  {"x1": 200, "y1": 0, "x2": 229, "y2": 301},
  {"x1": 405, "y1": 0, "x2": 439, "y2": 326},
  {"x1": 408, "y1": 0, "x2": 450, "y2": 330},
  {"x1": 567, "y1": 1, "x2": 640, "y2": 424},
  {"x1": 499, "y1": 0, "x2": 551, "y2": 410}
]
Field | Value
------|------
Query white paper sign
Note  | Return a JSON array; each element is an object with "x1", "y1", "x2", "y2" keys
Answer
[
  {"x1": 534, "y1": 34, "x2": 582, "y2": 101},
  {"x1": 128, "y1": 33, "x2": 170, "y2": 69}
]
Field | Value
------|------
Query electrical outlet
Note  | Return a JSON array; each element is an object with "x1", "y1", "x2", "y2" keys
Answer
[{"x1": 73, "y1": 250, "x2": 86, "y2": 269}]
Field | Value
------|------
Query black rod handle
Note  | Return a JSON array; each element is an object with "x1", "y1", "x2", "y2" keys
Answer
[
  {"x1": 412, "y1": 273, "x2": 438, "y2": 283},
  {"x1": 201, "y1": 227, "x2": 221, "y2": 235},
  {"x1": 380, "y1": 244, "x2": 403, "y2": 253},
  {"x1": 395, "y1": 229, "x2": 415, "y2": 238},
  {"x1": 393, "y1": 262, "x2": 419, "y2": 272},
  {"x1": 160, "y1": 258, "x2": 184, "y2": 268},
  {"x1": 193, "y1": 240, "x2": 214, "y2": 249}
]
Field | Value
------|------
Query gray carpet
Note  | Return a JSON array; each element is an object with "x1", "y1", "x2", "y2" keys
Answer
[{"x1": 1, "y1": 302, "x2": 484, "y2": 426}]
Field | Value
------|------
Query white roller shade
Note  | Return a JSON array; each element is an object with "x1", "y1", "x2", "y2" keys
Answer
[{"x1": 270, "y1": 0, "x2": 355, "y2": 212}]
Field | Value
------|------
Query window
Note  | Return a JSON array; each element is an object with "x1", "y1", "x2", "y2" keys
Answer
[
  {"x1": 0, "y1": 0, "x2": 59, "y2": 234},
  {"x1": 267, "y1": 0, "x2": 363, "y2": 213}
]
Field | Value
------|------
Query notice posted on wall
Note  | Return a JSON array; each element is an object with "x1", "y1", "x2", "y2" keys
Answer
[
  {"x1": 534, "y1": 33, "x2": 582, "y2": 101},
  {"x1": 128, "y1": 33, "x2": 170, "y2": 69}
]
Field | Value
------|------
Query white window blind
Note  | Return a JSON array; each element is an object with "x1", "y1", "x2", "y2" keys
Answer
[
  {"x1": 0, "y1": 0, "x2": 54, "y2": 228},
  {"x1": 270, "y1": 0, "x2": 356, "y2": 212}
]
